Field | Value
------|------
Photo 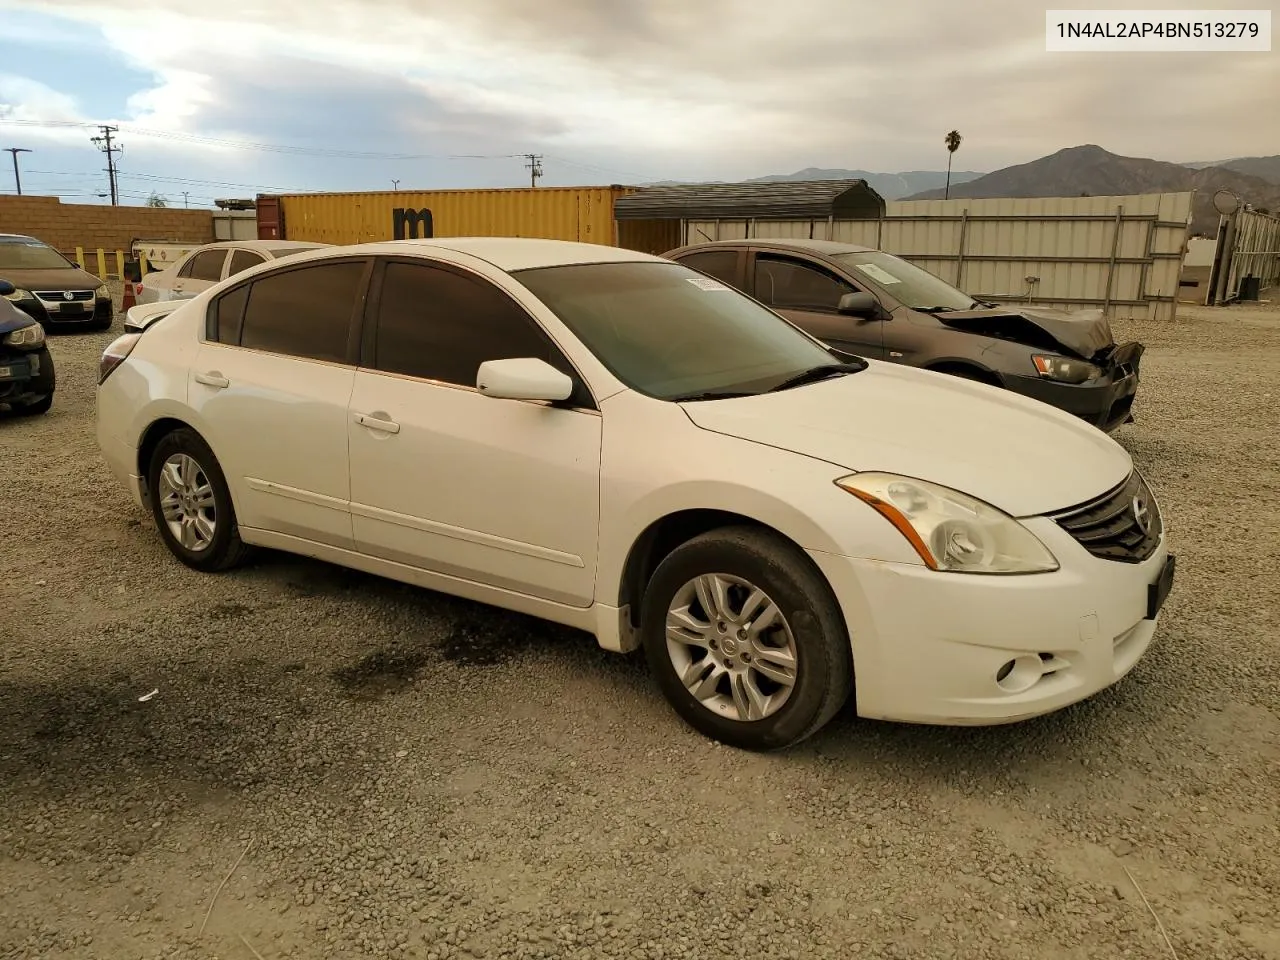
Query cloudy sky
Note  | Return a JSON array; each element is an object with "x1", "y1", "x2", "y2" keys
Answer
[{"x1": 1, "y1": 0, "x2": 1275, "y2": 207}]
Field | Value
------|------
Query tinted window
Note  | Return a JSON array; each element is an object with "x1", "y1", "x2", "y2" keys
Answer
[
  {"x1": 182, "y1": 250, "x2": 228, "y2": 281},
  {"x1": 755, "y1": 255, "x2": 854, "y2": 312},
  {"x1": 373, "y1": 262, "x2": 575, "y2": 391},
  {"x1": 213, "y1": 285, "x2": 250, "y2": 344},
  {"x1": 514, "y1": 261, "x2": 841, "y2": 401},
  {"x1": 227, "y1": 249, "x2": 266, "y2": 277},
  {"x1": 239, "y1": 261, "x2": 366, "y2": 363},
  {"x1": 676, "y1": 250, "x2": 741, "y2": 288}
]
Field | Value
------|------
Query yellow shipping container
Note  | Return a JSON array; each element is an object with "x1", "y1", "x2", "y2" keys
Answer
[{"x1": 272, "y1": 185, "x2": 636, "y2": 247}]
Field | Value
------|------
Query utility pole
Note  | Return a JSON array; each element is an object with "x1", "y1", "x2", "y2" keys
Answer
[
  {"x1": 391, "y1": 179, "x2": 400, "y2": 191},
  {"x1": 4, "y1": 147, "x2": 32, "y2": 195},
  {"x1": 182, "y1": 191, "x2": 190, "y2": 208},
  {"x1": 90, "y1": 125, "x2": 123, "y2": 205},
  {"x1": 524, "y1": 154, "x2": 543, "y2": 188}
]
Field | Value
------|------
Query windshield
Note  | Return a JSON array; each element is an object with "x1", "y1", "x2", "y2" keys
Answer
[
  {"x1": 833, "y1": 250, "x2": 975, "y2": 311},
  {"x1": 514, "y1": 261, "x2": 843, "y2": 400},
  {"x1": 267, "y1": 245, "x2": 324, "y2": 258},
  {"x1": 0, "y1": 238, "x2": 74, "y2": 271}
]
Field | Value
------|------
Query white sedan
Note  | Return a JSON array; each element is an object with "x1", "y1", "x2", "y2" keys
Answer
[
  {"x1": 135, "y1": 239, "x2": 328, "y2": 305},
  {"x1": 95, "y1": 238, "x2": 1175, "y2": 750}
]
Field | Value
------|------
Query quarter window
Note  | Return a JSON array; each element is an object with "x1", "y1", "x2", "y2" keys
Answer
[
  {"x1": 372, "y1": 261, "x2": 586, "y2": 402},
  {"x1": 754, "y1": 255, "x2": 855, "y2": 312},
  {"x1": 227, "y1": 249, "x2": 267, "y2": 277},
  {"x1": 213, "y1": 284, "x2": 250, "y2": 344},
  {"x1": 181, "y1": 249, "x2": 228, "y2": 282},
  {"x1": 238, "y1": 260, "x2": 366, "y2": 363}
]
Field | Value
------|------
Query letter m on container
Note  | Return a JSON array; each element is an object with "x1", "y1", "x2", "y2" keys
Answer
[{"x1": 392, "y1": 207, "x2": 434, "y2": 240}]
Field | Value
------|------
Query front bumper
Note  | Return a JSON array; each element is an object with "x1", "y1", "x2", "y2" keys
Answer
[
  {"x1": 1003, "y1": 342, "x2": 1143, "y2": 433},
  {"x1": 0, "y1": 346, "x2": 55, "y2": 405},
  {"x1": 807, "y1": 516, "x2": 1171, "y2": 725},
  {"x1": 14, "y1": 294, "x2": 114, "y2": 329}
]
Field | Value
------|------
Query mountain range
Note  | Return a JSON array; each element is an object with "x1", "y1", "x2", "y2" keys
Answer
[{"x1": 901, "y1": 145, "x2": 1280, "y2": 235}]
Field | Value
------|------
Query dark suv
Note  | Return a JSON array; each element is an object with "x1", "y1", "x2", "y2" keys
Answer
[
  {"x1": 0, "y1": 234, "x2": 114, "y2": 331},
  {"x1": 665, "y1": 238, "x2": 1143, "y2": 433}
]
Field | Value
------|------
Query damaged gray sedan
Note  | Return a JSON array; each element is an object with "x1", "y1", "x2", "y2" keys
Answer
[{"x1": 665, "y1": 238, "x2": 1142, "y2": 433}]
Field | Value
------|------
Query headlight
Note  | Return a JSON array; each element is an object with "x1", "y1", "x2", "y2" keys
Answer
[
  {"x1": 3, "y1": 287, "x2": 32, "y2": 302},
  {"x1": 2, "y1": 324, "x2": 45, "y2": 348},
  {"x1": 836, "y1": 472, "x2": 1059, "y2": 574},
  {"x1": 95, "y1": 284, "x2": 110, "y2": 299},
  {"x1": 1032, "y1": 355, "x2": 1101, "y2": 384}
]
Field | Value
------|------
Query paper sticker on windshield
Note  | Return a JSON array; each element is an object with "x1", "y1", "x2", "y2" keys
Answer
[
  {"x1": 852, "y1": 263, "x2": 901, "y2": 285},
  {"x1": 686, "y1": 277, "x2": 731, "y2": 291}
]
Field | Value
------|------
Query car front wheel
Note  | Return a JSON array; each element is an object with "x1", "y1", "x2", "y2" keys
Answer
[
  {"x1": 640, "y1": 526, "x2": 853, "y2": 751},
  {"x1": 146, "y1": 428, "x2": 252, "y2": 572}
]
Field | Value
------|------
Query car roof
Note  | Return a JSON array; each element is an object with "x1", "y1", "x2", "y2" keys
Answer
[
  {"x1": 0, "y1": 233, "x2": 45, "y2": 243},
  {"x1": 193, "y1": 239, "x2": 329, "y2": 253},
  {"x1": 333, "y1": 237, "x2": 668, "y2": 272},
  {"x1": 677, "y1": 238, "x2": 878, "y2": 255}
]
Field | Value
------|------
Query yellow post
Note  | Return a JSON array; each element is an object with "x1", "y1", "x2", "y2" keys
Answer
[
  {"x1": 75, "y1": 247, "x2": 85, "y2": 269},
  {"x1": 96, "y1": 248, "x2": 107, "y2": 279},
  {"x1": 140, "y1": 252, "x2": 149, "y2": 274},
  {"x1": 115, "y1": 250, "x2": 125, "y2": 278}
]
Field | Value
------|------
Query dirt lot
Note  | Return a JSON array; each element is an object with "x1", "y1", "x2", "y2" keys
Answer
[{"x1": 2, "y1": 298, "x2": 1279, "y2": 960}]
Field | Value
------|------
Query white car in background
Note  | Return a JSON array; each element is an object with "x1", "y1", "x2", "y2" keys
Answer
[
  {"x1": 96, "y1": 238, "x2": 1174, "y2": 750},
  {"x1": 136, "y1": 239, "x2": 328, "y2": 305}
]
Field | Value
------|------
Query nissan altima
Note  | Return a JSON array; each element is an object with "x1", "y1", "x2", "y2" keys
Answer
[{"x1": 95, "y1": 238, "x2": 1174, "y2": 750}]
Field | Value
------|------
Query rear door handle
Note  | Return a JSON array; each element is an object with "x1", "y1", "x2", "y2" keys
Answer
[
  {"x1": 354, "y1": 412, "x2": 400, "y2": 434},
  {"x1": 195, "y1": 371, "x2": 230, "y2": 388}
]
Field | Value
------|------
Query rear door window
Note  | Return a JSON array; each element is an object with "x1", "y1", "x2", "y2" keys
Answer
[
  {"x1": 227, "y1": 249, "x2": 267, "y2": 277},
  {"x1": 181, "y1": 249, "x2": 229, "y2": 282},
  {"x1": 236, "y1": 260, "x2": 368, "y2": 363}
]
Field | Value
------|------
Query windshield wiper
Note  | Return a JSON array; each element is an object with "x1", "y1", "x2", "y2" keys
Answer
[
  {"x1": 917, "y1": 305, "x2": 962, "y2": 313},
  {"x1": 670, "y1": 389, "x2": 759, "y2": 402},
  {"x1": 767, "y1": 361, "x2": 866, "y2": 393}
]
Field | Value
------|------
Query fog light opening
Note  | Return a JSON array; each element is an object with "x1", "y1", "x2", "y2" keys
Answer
[{"x1": 994, "y1": 655, "x2": 1045, "y2": 694}]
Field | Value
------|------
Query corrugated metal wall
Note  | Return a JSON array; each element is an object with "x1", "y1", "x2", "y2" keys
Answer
[
  {"x1": 273, "y1": 186, "x2": 630, "y2": 247},
  {"x1": 684, "y1": 192, "x2": 1194, "y2": 321},
  {"x1": 1225, "y1": 208, "x2": 1280, "y2": 297}
]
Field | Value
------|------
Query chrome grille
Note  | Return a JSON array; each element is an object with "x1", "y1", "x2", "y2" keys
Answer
[
  {"x1": 1051, "y1": 471, "x2": 1162, "y2": 563},
  {"x1": 34, "y1": 290, "x2": 94, "y2": 302}
]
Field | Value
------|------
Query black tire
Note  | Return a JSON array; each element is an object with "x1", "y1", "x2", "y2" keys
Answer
[
  {"x1": 146, "y1": 427, "x2": 253, "y2": 572},
  {"x1": 639, "y1": 525, "x2": 853, "y2": 751},
  {"x1": 13, "y1": 393, "x2": 53, "y2": 415}
]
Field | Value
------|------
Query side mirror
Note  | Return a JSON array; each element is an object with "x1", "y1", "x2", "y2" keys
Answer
[
  {"x1": 476, "y1": 357, "x2": 574, "y2": 403},
  {"x1": 0, "y1": 279, "x2": 14, "y2": 297},
  {"x1": 837, "y1": 291, "x2": 881, "y2": 317}
]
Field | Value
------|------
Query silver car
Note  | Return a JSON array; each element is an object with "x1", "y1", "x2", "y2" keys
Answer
[{"x1": 137, "y1": 240, "x2": 329, "y2": 305}]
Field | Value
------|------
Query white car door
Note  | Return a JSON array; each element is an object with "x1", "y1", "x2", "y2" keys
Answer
[
  {"x1": 187, "y1": 256, "x2": 372, "y2": 550},
  {"x1": 347, "y1": 257, "x2": 602, "y2": 607}
]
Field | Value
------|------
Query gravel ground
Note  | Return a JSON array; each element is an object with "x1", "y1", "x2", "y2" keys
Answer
[{"x1": 2, "y1": 295, "x2": 1279, "y2": 960}]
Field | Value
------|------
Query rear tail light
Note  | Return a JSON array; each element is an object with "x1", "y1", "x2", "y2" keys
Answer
[{"x1": 99, "y1": 332, "x2": 143, "y2": 384}]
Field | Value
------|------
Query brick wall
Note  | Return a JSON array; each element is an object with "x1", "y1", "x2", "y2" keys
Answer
[{"x1": 0, "y1": 195, "x2": 214, "y2": 255}]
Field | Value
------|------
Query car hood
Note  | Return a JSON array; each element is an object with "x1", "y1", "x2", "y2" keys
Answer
[
  {"x1": 0, "y1": 299, "x2": 38, "y2": 334},
  {"x1": 680, "y1": 362, "x2": 1132, "y2": 517},
  {"x1": 0, "y1": 266, "x2": 103, "y2": 290},
  {"x1": 935, "y1": 304, "x2": 1114, "y2": 359}
]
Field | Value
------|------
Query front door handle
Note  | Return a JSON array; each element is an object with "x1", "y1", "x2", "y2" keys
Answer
[
  {"x1": 354, "y1": 412, "x2": 400, "y2": 434},
  {"x1": 195, "y1": 371, "x2": 230, "y2": 388}
]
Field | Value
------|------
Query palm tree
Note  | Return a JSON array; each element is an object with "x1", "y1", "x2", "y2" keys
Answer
[{"x1": 944, "y1": 130, "x2": 962, "y2": 200}]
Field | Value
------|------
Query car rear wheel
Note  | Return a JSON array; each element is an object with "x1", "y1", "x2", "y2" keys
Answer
[
  {"x1": 640, "y1": 526, "x2": 853, "y2": 751},
  {"x1": 146, "y1": 428, "x2": 252, "y2": 572}
]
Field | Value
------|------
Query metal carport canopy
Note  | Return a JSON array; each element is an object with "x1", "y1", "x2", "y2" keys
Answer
[{"x1": 612, "y1": 179, "x2": 886, "y2": 221}]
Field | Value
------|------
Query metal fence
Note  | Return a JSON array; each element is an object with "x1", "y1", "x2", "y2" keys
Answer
[
  {"x1": 684, "y1": 191, "x2": 1194, "y2": 321},
  {"x1": 1208, "y1": 208, "x2": 1280, "y2": 304}
]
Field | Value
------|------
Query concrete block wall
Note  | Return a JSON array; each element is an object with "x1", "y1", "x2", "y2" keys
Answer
[{"x1": 0, "y1": 195, "x2": 214, "y2": 255}]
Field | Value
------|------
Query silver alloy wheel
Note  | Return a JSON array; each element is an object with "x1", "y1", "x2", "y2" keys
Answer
[
  {"x1": 158, "y1": 453, "x2": 217, "y2": 552},
  {"x1": 665, "y1": 573, "x2": 799, "y2": 722}
]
